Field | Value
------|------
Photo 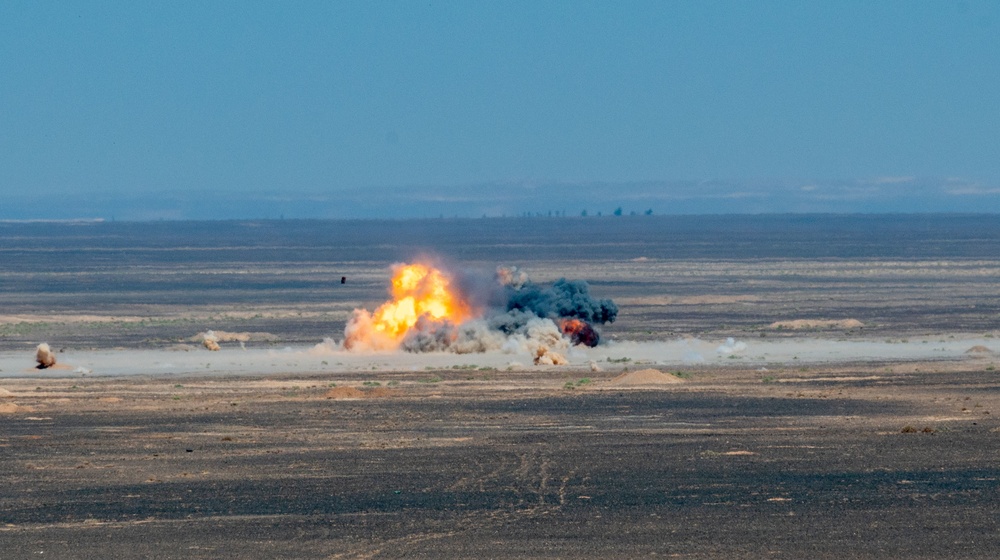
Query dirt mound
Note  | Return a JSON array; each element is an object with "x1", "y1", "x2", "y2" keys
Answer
[
  {"x1": 966, "y1": 345, "x2": 993, "y2": 354},
  {"x1": 0, "y1": 388, "x2": 14, "y2": 398},
  {"x1": 609, "y1": 369, "x2": 684, "y2": 386},
  {"x1": 769, "y1": 319, "x2": 864, "y2": 330},
  {"x1": 0, "y1": 402, "x2": 32, "y2": 414}
]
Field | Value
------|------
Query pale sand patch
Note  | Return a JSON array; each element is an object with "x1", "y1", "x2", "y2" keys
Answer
[
  {"x1": 0, "y1": 387, "x2": 14, "y2": 397},
  {"x1": 770, "y1": 319, "x2": 864, "y2": 330},
  {"x1": 608, "y1": 369, "x2": 684, "y2": 386},
  {"x1": 3, "y1": 334, "x2": 998, "y2": 380},
  {"x1": 617, "y1": 295, "x2": 760, "y2": 306},
  {"x1": 0, "y1": 402, "x2": 32, "y2": 414}
]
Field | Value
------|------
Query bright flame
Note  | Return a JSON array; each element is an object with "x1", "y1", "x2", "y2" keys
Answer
[{"x1": 344, "y1": 262, "x2": 474, "y2": 350}]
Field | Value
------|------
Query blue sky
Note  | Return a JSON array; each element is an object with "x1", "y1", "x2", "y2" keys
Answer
[{"x1": 2, "y1": 1, "x2": 999, "y2": 219}]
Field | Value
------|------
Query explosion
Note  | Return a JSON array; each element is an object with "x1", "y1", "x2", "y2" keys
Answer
[
  {"x1": 344, "y1": 263, "x2": 475, "y2": 351},
  {"x1": 559, "y1": 318, "x2": 600, "y2": 347},
  {"x1": 341, "y1": 261, "x2": 618, "y2": 362}
]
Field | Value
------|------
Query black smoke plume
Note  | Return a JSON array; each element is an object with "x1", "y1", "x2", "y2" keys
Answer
[{"x1": 506, "y1": 278, "x2": 618, "y2": 325}]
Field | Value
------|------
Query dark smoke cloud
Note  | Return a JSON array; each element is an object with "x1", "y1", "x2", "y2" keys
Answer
[
  {"x1": 487, "y1": 308, "x2": 539, "y2": 335},
  {"x1": 506, "y1": 279, "x2": 618, "y2": 325}
]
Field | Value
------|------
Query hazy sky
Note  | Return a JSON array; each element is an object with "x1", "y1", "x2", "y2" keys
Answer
[{"x1": 2, "y1": 1, "x2": 999, "y2": 218}]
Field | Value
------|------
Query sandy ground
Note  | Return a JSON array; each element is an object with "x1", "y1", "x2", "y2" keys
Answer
[
  {"x1": 1, "y1": 334, "x2": 997, "y2": 379},
  {"x1": 3, "y1": 219, "x2": 1000, "y2": 557},
  {"x1": 2, "y1": 354, "x2": 999, "y2": 559}
]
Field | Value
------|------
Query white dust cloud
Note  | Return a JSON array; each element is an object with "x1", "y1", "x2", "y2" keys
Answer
[
  {"x1": 716, "y1": 337, "x2": 748, "y2": 355},
  {"x1": 35, "y1": 343, "x2": 56, "y2": 369}
]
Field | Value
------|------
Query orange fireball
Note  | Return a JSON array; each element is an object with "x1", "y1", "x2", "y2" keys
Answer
[
  {"x1": 559, "y1": 318, "x2": 600, "y2": 347},
  {"x1": 344, "y1": 262, "x2": 474, "y2": 350}
]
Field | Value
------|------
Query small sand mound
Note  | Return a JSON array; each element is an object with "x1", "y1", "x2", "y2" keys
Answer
[
  {"x1": 609, "y1": 369, "x2": 684, "y2": 386},
  {"x1": 770, "y1": 319, "x2": 864, "y2": 330},
  {"x1": 0, "y1": 388, "x2": 15, "y2": 398},
  {"x1": 966, "y1": 345, "x2": 993, "y2": 354},
  {"x1": 0, "y1": 402, "x2": 32, "y2": 414}
]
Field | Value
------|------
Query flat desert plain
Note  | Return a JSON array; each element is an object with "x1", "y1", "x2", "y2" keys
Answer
[{"x1": 2, "y1": 216, "x2": 1000, "y2": 559}]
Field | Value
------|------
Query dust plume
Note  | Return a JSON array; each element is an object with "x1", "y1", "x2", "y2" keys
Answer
[
  {"x1": 192, "y1": 330, "x2": 279, "y2": 351},
  {"x1": 35, "y1": 343, "x2": 56, "y2": 369}
]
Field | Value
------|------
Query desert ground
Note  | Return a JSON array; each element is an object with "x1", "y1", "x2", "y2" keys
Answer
[{"x1": 2, "y1": 216, "x2": 1000, "y2": 558}]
